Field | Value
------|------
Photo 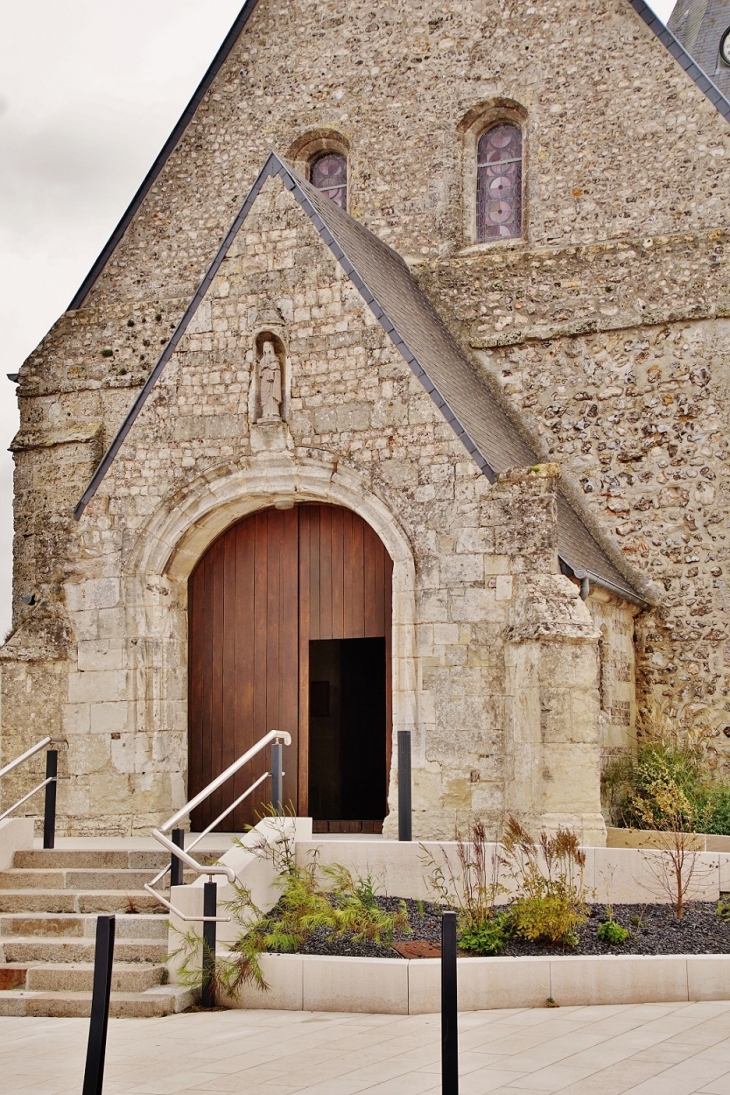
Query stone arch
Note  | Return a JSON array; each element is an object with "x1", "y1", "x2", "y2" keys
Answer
[
  {"x1": 125, "y1": 455, "x2": 419, "y2": 823},
  {"x1": 287, "y1": 128, "x2": 350, "y2": 173}
]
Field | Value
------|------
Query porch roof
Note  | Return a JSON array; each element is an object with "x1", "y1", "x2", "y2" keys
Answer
[{"x1": 75, "y1": 153, "x2": 645, "y2": 606}]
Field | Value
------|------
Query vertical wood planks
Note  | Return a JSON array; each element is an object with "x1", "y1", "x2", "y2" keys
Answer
[{"x1": 188, "y1": 504, "x2": 394, "y2": 831}]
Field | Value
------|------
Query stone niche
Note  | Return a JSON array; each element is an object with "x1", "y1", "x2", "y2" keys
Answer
[{"x1": 250, "y1": 330, "x2": 289, "y2": 425}]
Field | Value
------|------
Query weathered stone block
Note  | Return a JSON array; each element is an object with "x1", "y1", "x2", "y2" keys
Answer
[{"x1": 68, "y1": 670, "x2": 130, "y2": 705}]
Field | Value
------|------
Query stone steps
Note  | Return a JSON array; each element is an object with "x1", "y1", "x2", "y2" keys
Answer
[
  {"x1": 0, "y1": 843, "x2": 228, "y2": 1017},
  {"x1": 0, "y1": 986, "x2": 195, "y2": 1018},
  {"x1": 3, "y1": 960, "x2": 166, "y2": 992},
  {"x1": 0, "y1": 889, "x2": 167, "y2": 913},
  {"x1": 2, "y1": 936, "x2": 168, "y2": 964},
  {"x1": 13, "y1": 850, "x2": 170, "y2": 870},
  {"x1": 0, "y1": 912, "x2": 168, "y2": 938},
  {"x1": 0, "y1": 868, "x2": 173, "y2": 890}
]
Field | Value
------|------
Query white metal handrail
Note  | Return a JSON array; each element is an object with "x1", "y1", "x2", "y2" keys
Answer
[
  {"x1": 146, "y1": 729, "x2": 291, "y2": 922},
  {"x1": 0, "y1": 736, "x2": 51, "y2": 780},
  {"x1": 0, "y1": 737, "x2": 55, "y2": 823}
]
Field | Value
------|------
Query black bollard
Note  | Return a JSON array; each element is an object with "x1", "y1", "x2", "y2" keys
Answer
[
  {"x1": 170, "y1": 829, "x2": 185, "y2": 888},
  {"x1": 398, "y1": 731, "x2": 412, "y2": 841},
  {"x1": 441, "y1": 910, "x2": 459, "y2": 1095},
  {"x1": 201, "y1": 881, "x2": 217, "y2": 1008},
  {"x1": 43, "y1": 750, "x2": 57, "y2": 851},
  {"x1": 271, "y1": 741, "x2": 283, "y2": 816},
  {"x1": 82, "y1": 915, "x2": 116, "y2": 1095}
]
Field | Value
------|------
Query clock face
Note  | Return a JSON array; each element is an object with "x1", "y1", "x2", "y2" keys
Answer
[{"x1": 721, "y1": 27, "x2": 730, "y2": 66}]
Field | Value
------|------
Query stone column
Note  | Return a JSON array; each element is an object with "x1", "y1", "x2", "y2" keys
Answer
[{"x1": 492, "y1": 465, "x2": 605, "y2": 846}]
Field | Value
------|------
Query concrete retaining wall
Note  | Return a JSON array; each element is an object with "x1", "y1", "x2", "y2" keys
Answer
[
  {"x1": 220, "y1": 952, "x2": 730, "y2": 1014},
  {"x1": 296, "y1": 838, "x2": 730, "y2": 904},
  {"x1": 0, "y1": 818, "x2": 34, "y2": 871}
]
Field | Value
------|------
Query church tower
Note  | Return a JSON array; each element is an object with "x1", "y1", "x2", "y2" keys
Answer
[{"x1": 669, "y1": 0, "x2": 730, "y2": 96}]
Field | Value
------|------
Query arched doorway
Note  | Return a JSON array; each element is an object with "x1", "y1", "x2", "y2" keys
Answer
[{"x1": 187, "y1": 503, "x2": 393, "y2": 832}]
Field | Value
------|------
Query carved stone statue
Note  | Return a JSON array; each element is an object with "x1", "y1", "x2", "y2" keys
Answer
[{"x1": 259, "y1": 340, "x2": 282, "y2": 419}]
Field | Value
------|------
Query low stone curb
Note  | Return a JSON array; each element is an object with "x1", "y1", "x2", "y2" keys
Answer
[{"x1": 219, "y1": 952, "x2": 730, "y2": 1014}]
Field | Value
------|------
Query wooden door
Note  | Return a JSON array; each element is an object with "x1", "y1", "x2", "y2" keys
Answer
[
  {"x1": 297, "y1": 505, "x2": 392, "y2": 812},
  {"x1": 188, "y1": 508, "x2": 299, "y2": 831},
  {"x1": 188, "y1": 504, "x2": 392, "y2": 831}
]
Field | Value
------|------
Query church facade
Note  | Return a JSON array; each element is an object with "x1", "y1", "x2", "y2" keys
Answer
[{"x1": 2, "y1": 0, "x2": 730, "y2": 842}]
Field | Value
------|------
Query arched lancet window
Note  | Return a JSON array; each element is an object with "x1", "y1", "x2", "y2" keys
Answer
[
  {"x1": 310, "y1": 151, "x2": 348, "y2": 210},
  {"x1": 476, "y1": 123, "x2": 522, "y2": 242}
]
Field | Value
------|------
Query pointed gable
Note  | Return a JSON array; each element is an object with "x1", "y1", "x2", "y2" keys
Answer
[
  {"x1": 74, "y1": 154, "x2": 643, "y2": 605},
  {"x1": 59, "y1": 2, "x2": 730, "y2": 321}
]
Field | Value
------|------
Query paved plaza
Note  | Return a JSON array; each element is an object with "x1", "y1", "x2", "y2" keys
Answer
[{"x1": 4, "y1": 1001, "x2": 730, "y2": 1095}]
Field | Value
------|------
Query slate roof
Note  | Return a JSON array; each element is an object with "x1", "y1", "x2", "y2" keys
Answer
[
  {"x1": 668, "y1": 0, "x2": 730, "y2": 100},
  {"x1": 74, "y1": 153, "x2": 644, "y2": 605}
]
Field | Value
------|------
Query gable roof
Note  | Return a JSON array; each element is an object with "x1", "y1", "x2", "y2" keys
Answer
[
  {"x1": 74, "y1": 153, "x2": 645, "y2": 606},
  {"x1": 64, "y1": 0, "x2": 730, "y2": 315},
  {"x1": 667, "y1": 0, "x2": 730, "y2": 100},
  {"x1": 631, "y1": 0, "x2": 730, "y2": 119},
  {"x1": 67, "y1": 0, "x2": 263, "y2": 312}
]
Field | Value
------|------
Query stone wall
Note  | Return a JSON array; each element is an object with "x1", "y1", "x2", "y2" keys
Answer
[
  {"x1": 2, "y1": 179, "x2": 604, "y2": 840},
  {"x1": 6, "y1": 0, "x2": 730, "y2": 828},
  {"x1": 468, "y1": 319, "x2": 730, "y2": 769}
]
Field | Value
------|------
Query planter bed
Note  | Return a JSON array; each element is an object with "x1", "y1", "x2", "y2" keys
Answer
[
  {"x1": 218, "y1": 897, "x2": 730, "y2": 1014},
  {"x1": 276, "y1": 897, "x2": 730, "y2": 959},
  {"x1": 220, "y1": 949, "x2": 730, "y2": 1014}
]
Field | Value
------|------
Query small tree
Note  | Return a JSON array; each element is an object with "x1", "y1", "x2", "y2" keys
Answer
[{"x1": 637, "y1": 782, "x2": 711, "y2": 920}]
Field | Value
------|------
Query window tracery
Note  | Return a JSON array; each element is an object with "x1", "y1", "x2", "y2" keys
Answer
[
  {"x1": 476, "y1": 123, "x2": 522, "y2": 242},
  {"x1": 310, "y1": 151, "x2": 348, "y2": 209}
]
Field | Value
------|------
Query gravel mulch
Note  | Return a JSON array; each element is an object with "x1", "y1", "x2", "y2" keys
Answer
[{"x1": 271, "y1": 897, "x2": 730, "y2": 959}]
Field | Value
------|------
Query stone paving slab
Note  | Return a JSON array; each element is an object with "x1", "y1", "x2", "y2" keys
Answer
[{"x1": 2, "y1": 1002, "x2": 730, "y2": 1095}]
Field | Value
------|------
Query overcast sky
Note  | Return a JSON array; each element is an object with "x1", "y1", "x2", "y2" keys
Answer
[{"x1": 0, "y1": 0, "x2": 677, "y2": 639}]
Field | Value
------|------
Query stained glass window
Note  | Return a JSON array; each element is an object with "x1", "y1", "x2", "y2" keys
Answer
[
  {"x1": 476, "y1": 124, "x2": 522, "y2": 242},
  {"x1": 310, "y1": 152, "x2": 347, "y2": 209}
]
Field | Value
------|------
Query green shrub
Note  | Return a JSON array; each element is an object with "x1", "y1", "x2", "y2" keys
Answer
[
  {"x1": 597, "y1": 919, "x2": 629, "y2": 945},
  {"x1": 624, "y1": 744, "x2": 702, "y2": 831},
  {"x1": 716, "y1": 899, "x2": 730, "y2": 923},
  {"x1": 704, "y1": 788, "x2": 730, "y2": 835},
  {"x1": 319, "y1": 865, "x2": 410, "y2": 945},
  {"x1": 501, "y1": 817, "x2": 588, "y2": 947},
  {"x1": 602, "y1": 731, "x2": 730, "y2": 836},
  {"x1": 508, "y1": 894, "x2": 584, "y2": 946},
  {"x1": 458, "y1": 912, "x2": 509, "y2": 955}
]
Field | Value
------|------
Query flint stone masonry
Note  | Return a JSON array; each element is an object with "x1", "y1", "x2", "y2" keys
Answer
[
  {"x1": 471, "y1": 320, "x2": 730, "y2": 755},
  {"x1": 3, "y1": 0, "x2": 729, "y2": 836},
  {"x1": 2, "y1": 178, "x2": 605, "y2": 840}
]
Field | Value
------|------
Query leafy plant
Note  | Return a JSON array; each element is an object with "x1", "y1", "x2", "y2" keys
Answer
[
  {"x1": 169, "y1": 821, "x2": 413, "y2": 1002},
  {"x1": 704, "y1": 788, "x2": 730, "y2": 835},
  {"x1": 421, "y1": 818, "x2": 507, "y2": 951},
  {"x1": 716, "y1": 899, "x2": 730, "y2": 923},
  {"x1": 501, "y1": 817, "x2": 588, "y2": 946},
  {"x1": 602, "y1": 726, "x2": 730, "y2": 836},
  {"x1": 597, "y1": 918, "x2": 629, "y2": 945},
  {"x1": 458, "y1": 911, "x2": 510, "y2": 955},
  {"x1": 319, "y1": 865, "x2": 410, "y2": 945}
]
